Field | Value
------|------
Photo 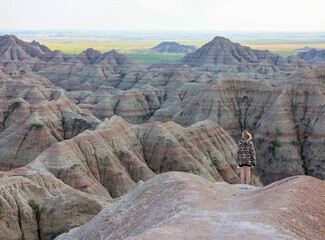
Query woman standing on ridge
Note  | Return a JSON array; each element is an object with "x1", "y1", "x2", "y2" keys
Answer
[{"x1": 236, "y1": 131, "x2": 256, "y2": 189}]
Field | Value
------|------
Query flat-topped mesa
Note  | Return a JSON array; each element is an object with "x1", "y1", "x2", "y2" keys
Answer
[
  {"x1": 151, "y1": 41, "x2": 197, "y2": 54},
  {"x1": 29, "y1": 115, "x2": 262, "y2": 198}
]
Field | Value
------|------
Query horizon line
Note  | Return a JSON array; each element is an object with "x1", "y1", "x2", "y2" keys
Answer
[{"x1": 1, "y1": 29, "x2": 325, "y2": 34}]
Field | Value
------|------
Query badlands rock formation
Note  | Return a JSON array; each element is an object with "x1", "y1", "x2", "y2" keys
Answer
[
  {"x1": 58, "y1": 172, "x2": 325, "y2": 240},
  {"x1": 150, "y1": 36, "x2": 300, "y2": 68},
  {"x1": 0, "y1": 35, "x2": 140, "y2": 67},
  {"x1": 297, "y1": 48, "x2": 325, "y2": 65},
  {"x1": 0, "y1": 35, "x2": 51, "y2": 61},
  {"x1": 0, "y1": 67, "x2": 100, "y2": 170},
  {"x1": 151, "y1": 41, "x2": 197, "y2": 54},
  {"x1": 0, "y1": 34, "x2": 324, "y2": 239},
  {"x1": 29, "y1": 115, "x2": 261, "y2": 198},
  {"x1": 149, "y1": 78, "x2": 325, "y2": 184},
  {"x1": 180, "y1": 36, "x2": 288, "y2": 67},
  {"x1": 0, "y1": 167, "x2": 107, "y2": 240},
  {"x1": 0, "y1": 35, "x2": 323, "y2": 185},
  {"x1": 253, "y1": 81, "x2": 325, "y2": 183}
]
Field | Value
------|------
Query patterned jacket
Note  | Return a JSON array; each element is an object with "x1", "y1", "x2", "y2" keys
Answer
[{"x1": 236, "y1": 138, "x2": 256, "y2": 166}]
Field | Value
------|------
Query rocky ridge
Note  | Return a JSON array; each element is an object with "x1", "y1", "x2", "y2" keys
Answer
[
  {"x1": 297, "y1": 48, "x2": 325, "y2": 65},
  {"x1": 57, "y1": 172, "x2": 325, "y2": 240},
  {"x1": 0, "y1": 35, "x2": 140, "y2": 68}
]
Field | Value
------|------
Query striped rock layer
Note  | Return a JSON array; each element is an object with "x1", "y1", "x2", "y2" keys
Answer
[
  {"x1": 297, "y1": 48, "x2": 325, "y2": 65},
  {"x1": 65, "y1": 71, "x2": 324, "y2": 184},
  {"x1": 0, "y1": 167, "x2": 106, "y2": 240},
  {"x1": 150, "y1": 79, "x2": 325, "y2": 184},
  {"x1": 0, "y1": 67, "x2": 101, "y2": 170},
  {"x1": 0, "y1": 35, "x2": 140, "y2": 68},
  {"x1": 0, "y1": 35, "x2": 323, "y2": 185},
  {"x1": 0, "y1": 34, "x2": 323, "y2": 240},
  {"x1": 29, "y1": 115, "x2": 262, "y2": 198}
]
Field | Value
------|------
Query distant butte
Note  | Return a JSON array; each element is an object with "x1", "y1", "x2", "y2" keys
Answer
[{"x1": 151, "y1": 41, "x2": 197, "y2": 54}]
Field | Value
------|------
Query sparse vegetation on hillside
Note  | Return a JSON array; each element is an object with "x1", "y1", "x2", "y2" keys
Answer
[
  {"x1": 70, "y1": 163, "x2": 80, "y2": 169},
  {"x1": 31, "y1": 123, "x2": 45, "y2": 128},
  {"x1": 255, "y1": 137, "x2": 265, "y2": 149},
  {"x1": 144, "y1": 94, "x2": 150, "y2": 102},
  {"x1": 10, "y1": 101, "x2": 22, "y2": 111},
  {"x1": 124, "y1": 53, "x2": 184, "y2": 65},
  {"x1": 73, "y1": 118, "x2": 88, "y2": 126},
  {"x1": 268, "y1": 139, "x2": 281, "y2": 153},
  {"x1": 47, "y1": 227, "x2": 68, "y2": 240},
  {"x1": 120, "y1": 72, "x2": 127, "y2": 78},
  {"x1": 28, "y1": 199, "x2": 40, "y2": 217},
  {"x1": 0, "y1": 207, "x2": 3, "y2": 220}
]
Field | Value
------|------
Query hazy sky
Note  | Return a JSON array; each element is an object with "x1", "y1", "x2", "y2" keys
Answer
[{"x1": 0, "y1": 0, "x2": 324, "y2": 32}]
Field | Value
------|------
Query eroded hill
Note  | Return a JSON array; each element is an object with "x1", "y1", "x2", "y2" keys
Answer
[
  {"x1": 0, "y1": 35, "x2": 324, "y2": 184},
  {"x1": 57, "y1": 172, "x2": 325, "y2": 240}
]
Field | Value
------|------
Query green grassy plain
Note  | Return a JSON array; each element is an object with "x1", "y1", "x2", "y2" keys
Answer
[
  {"x1": 234, "y1": 38, "x2": 325, "y2": 56},
  {"x1": 38, "y1": 39, "x2": 206, "y2": 52},
  {"x1": 33, "y1": 38, "x2": 325, "y2": 65},
  {"x1": 39, "y1": 40, "x2": 165, "y2": 54},
  {"x1": 37, "y1": 39, "x2": 200, "y2": 65},
  {"x1": 124, "y1": 53, "x2": 185, "y2": 65}
]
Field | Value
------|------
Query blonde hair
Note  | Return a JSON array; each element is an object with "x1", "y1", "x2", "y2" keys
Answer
[{"x1": 242, "y1": 131, "x2": 252, "y2": 140}]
